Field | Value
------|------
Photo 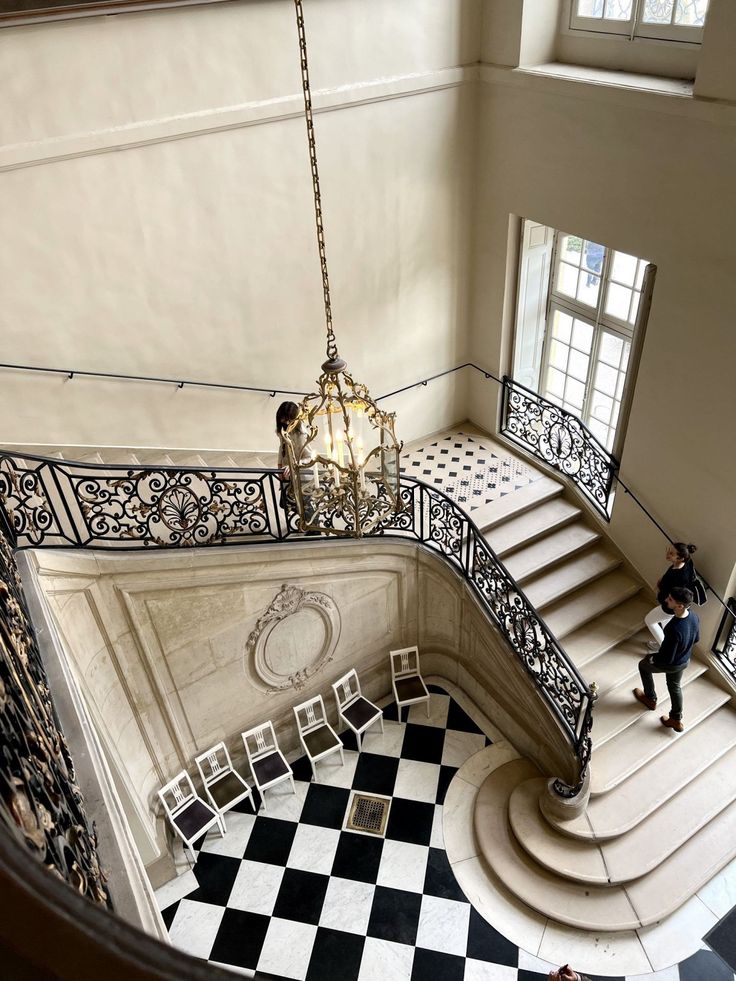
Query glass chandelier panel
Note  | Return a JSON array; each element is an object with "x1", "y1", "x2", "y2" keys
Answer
[{"x1": 281, "y1": 0, "x2": 402, "y2": 537}]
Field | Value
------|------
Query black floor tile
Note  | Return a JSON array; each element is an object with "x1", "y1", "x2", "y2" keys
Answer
[
  {"x1": 187, "y1": 852, "x2": 241, "y2": 907},
  {"x1": 410, "y1": 947, "x2": 465, "y2": 981},
  {"x1": 300, "y1": 783, "x2": 351, "y2": 830},
  {"x1": 423, "y1": 848, "x2": 466, "y2": 904},
  {"x1": 243, "y1": 817, "x2": 298, "y2": 866},
  {"x1": 446, "y1": 699, "x2": 484, "y2": 735},
  {"x1": 160, "y1": 901, "x2": 180, "y2": 930},
  {"x1": 427, "y1": 684, "x2": 449, "y2": 695},
  {"x1": 331, "y1": 830, "x2": 384, "y2": 883},
  {"x1": 401, "y1": 723, "x2": 446, "y2": 764},
  {"x1": 305, "y1": 927, "x2": 365, "y2": 981},
  {"x1": 209, "y1": 908, "x2": 270, "y2": 970},
  {"x1": 290, "y1": 755, "x2": 314, "y2": 783},
  {"x1": 679, "y1": 948, "x2": 735, "y2": 981},
  {"x1": 706, "y1": 905, "x2": 736, "y2": 973},
  {"x1": 367, "y1": 885, "x2": 422, "y2": 946},
  {"x1": 382, "y1": 700, "x2": 400, "y2": 723},
  {"x1": 233, "y1": 789, "x2": 261, "y2": 814},
  {"x1": 436, "y1": 764, "x2": 457, "y2": 805},
  {"x1": 339, "y1": 730, "x2": 359, "y2": 752},
  {"x1": 466, "y1": 906, "x2": 517, "y2": 966},
  {"x1": 272, "y1": 868, "x2": 330, "y2": 926},
  {"x1": 386, "y1": 797, "x2": 435, "y2": 846},
  {"x1": 351, "y1": 752, "x2": 400, "y2": 796}
]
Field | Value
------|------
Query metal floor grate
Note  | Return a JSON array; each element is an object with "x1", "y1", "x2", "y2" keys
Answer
[{"x1": 345, "y1": 792, "x2": 391, "y2": 837}]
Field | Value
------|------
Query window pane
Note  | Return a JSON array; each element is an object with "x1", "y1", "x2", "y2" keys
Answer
[
  {"x1": 599, "y1": 332, "x2": 624, "y2": 367},
  {"x1": 605, "y1": 283, "x2": 632, "y2": 321},
  {"x1": 552, "y1": 310, "x2": 573, "y2": 344},
  {"x1": 642, "y1": 0, "x2": 675, "y2": 23},
  {"x1": 595, "y1": 362, "x2": 618, "y2": 397},
  {"x1": 568, "y1": 348, "x2": 590, "y2": 382},
  {"x1": 577, "y1": 275, "x2": 601, "y2": 308},
  {"x1": 635, "y1": 260, "x2": 646, "y2": 290},
  {"x1": 564, "y1": 376, "x2": 586, "y2": 409},
  {"x1": 611, "y1": 251, "x2": 638, "y2": 287},
  {"x1": 591, "y1": 391, "x2": 614, "y2": 423},
  {"x1": 583, "y1": 241, "x2": 605, "y2": 278},
  {"x1": 546, "y1": 367, "x2": 565, "y2": 398},
  {"x1": 604, "y1": 0, "x2": 633, "y2": 18},
  {"x1": 629, "y1": 290, "x2": 640, "y2": 324},
  {"x1": 577, "y1": 0, "x2": 605, "y2": 16},
  {"x1": 588, "y1": 418, "x2": 611, "y2": 448},
  {"x1": 674, "y1": 0, "x2": 708, "y2": 26},
  {"x1": 561, "y1": 234, "x2": 583, "y2": 265},
  {"x1": 571, "y1": 319, "x2": 594, "y2": 353},
  {"x1": 549, "y1": 338, "x2": 569, "y2": 371},
  {"x1": 557, "y1": 262, "x2": 579, "y2": 298}
]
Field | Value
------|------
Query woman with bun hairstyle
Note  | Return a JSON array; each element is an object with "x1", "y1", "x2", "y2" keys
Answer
[{"x1": 644, "y1": 542, "x2": 698, "y2": 652}]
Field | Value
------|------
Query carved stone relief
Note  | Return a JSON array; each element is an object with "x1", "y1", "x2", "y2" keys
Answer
[{"x1": 246, "y1": 583, "x2": 340, "y2": 693}]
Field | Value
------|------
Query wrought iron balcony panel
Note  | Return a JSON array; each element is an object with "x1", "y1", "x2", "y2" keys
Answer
[{"x1": 501, "y1": 378, "x2": 618, "y2": 519}]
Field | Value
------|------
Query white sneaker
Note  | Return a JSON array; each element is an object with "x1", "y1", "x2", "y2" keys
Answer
[{"x1": 646, "y1": 640, "x2": 659, "y2": 653}]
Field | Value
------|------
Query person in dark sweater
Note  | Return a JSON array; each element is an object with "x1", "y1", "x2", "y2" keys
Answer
[
  {"x1": 644, "y1": 542, "x2": 698, "y2": 652},
  {"x1": 634, "y1": 586, "x2": 700, "y2": 732}
]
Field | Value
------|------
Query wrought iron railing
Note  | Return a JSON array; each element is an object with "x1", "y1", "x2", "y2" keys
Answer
[
  {"x1": 0, "y1": 451, "x2": 593, "y2": 796},
  {"x1": 500, "y1": 376, "x2": 618, "y2": 519},
  {"x1": 0, "y1": 506, "x2": 110, "y2": 907},
  {"x1": 712, "y1": 599, "x2": 736, "y2": 680}
]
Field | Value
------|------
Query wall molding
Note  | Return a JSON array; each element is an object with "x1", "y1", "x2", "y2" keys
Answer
[{"x1": 0, "y1": 64, "x2": 476, "y2": 173}]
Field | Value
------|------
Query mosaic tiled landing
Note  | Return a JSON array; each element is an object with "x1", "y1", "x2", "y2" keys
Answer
[{"x1": 400, "y1": 431, "x2": 540, "y2": 510}]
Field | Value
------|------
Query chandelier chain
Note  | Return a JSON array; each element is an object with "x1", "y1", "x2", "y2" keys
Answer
[{"x1": 294, "y1": 0, "x2": 338, "y2": 363}]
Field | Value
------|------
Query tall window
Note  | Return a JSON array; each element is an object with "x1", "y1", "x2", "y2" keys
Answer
[
  {"x1": 512, "y1": 221, "x2": 655, "y2": 454},
  {"x1": 571, "y1": 0, "x2": 709, "y2": 42}
]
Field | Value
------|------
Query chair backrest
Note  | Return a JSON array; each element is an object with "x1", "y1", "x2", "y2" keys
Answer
[
  {"x1": 194, "y1": 742, "x2": 233, "y2": 788},
  {"x1": 332, "y1": 669, "x2": 362, "y2": 711},
  {"x1": 158, "y1": 771, "x2": 197, "y2": 821},
  {"x1": 390, "y1": 646, "x2": 421, "y2": 681},
  {"x1": 293, "y1": 695, "x2": 328, "y2": 736},
  {"x1": 242, "y1": 720, "x2": 279, "y2": 765}
]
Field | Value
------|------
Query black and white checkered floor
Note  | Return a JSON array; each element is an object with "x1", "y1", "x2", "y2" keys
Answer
[
  {"x1": 401, "y1": 432, "x2": 540, "y2": 510},
  {"x1": 157, "y1": 687, "x2": 733, "y2": 981}
]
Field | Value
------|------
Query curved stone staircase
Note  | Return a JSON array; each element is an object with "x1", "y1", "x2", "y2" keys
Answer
[
  {"x1": 471, "y1": 474, "x2": 736, "y2": 933},
  {"x1": 1, "y1": 443, "x2": 278, "y2": 469}
]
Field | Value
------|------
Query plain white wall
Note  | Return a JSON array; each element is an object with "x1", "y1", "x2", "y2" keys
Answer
[{"x1": 0, "y1": 0, "x2": 480, "y2": 451}]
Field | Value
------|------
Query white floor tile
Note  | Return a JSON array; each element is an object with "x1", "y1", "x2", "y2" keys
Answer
[
  {"x1": 227, "y1": 860, "x2": 285, "y2": 916},
  {"x1": 538, "y1": 920, "x2": 651, "y2": 977},
  {"x1": 415, "y1": 894, "x2": 470, "y2": 957},
  {"x1": 463, "y1": 961, "x2": 517, "y2": 980},
  {"x1": 357, "y1": 937, "x2": 414, "y2": 981},
  {"x1": 697, "y1": 854, "x2": 736, "y2": 918},
  {"x1": 258, "y1": 777, "x2": 309, "y2": 822},
  {"x1": 637, "y1": 893, "x2": 718, "y2": 972},
  {"x1": 407, "y1": 693, "x2": 450, "y2": 729},
  {"x1": 286, "y1": 823, "x2": 341, "y2": 876},
  {"x1": 441, "y1": 729, "x2": 487, "y2": 768},
  {"x1": 319, "y1": 876, "x2": 376, "y2": 935},
  {"x1": 393, "y1": 758, "x2": 441, "y2": 803},
  {"x1": 376, "y1": 839, "x2": 430, "y2": 894},
  {"x1": 155, "y1": 869, "x2": 199, "y2": 910},
  {"x1": 442, "y1": 776, "x2": 478, "y2": 864},
  {"x1": 430, "y1": 803, "x2": 445, "y2": 850},
  {"x1": 256, "y1": 917, "x2": 317, "y2": 980},
  {"x1": 625, "y1": 967, "x2": 680, "y2": 981},
  {"x1": 516, "y1": 947, "x2": 559, "y2": 973},
  {"x1": 201, "y1": 811, "x2": 257, "y2": 859},
  {"x1": 313, "y1": 749, "x2": 359, "y2": 789},
  {"x1": 168, "y1": 897, "x2": 225, "y2": 960},
  {"x1": 362, "y1": 723, "x2": 406, "y2": 758}
]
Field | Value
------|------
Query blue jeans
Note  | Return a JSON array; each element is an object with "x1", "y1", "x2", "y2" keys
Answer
[{"x1": 638, "y1": 655, "x2": 686, "y2": 721}]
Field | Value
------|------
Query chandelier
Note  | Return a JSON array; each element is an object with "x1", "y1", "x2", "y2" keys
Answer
[{"x1": 280, "y1": 0, "x2": 402, "y2": 538}]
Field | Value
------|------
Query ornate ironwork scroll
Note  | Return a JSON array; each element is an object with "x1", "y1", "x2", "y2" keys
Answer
[
  {"x1": 0, "y1": 511, "x2": 110, "y2": 906},
  {"x1": 712, "y1": 599, "x2": 736, "y2": 681},
  {"x1": 500, "y1": 377, "x2": 618, "y2": 519}
]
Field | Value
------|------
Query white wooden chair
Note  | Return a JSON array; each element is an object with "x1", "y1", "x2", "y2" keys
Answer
[
  {"x1": 390, "y1": 646, "x2": 430, "y2": 722},
  {"x1": 332, "y1": 669, "x2": 383, "y2": 751},
  {"x1": 241, "y1": 720, "x2": 295, "y2": 811},
  {"x1": 158, "y1": 771, "x2": 224, "y2": 863},
  {"x1": 194, "y1": 741, "x2": 255, "y2": 823},
  {"x1": 293, "y1": 695, "x2": 344, "y2": 781}
]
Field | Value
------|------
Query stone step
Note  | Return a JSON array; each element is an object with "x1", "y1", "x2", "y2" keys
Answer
[
  {"x1": 130, "y1": 451, "x2": 176, "y2": 466},
  {"x1": 591, "y1": 660, "x2": 707, "y2": 747},
  {"x1": 96, "y1": 450, "x2": 142, "y2": 466},
  {"x1": 474, "y1": 759, "x2": 642, "y2": 930},
  {"x1": 548, "y1": 706, "x2": 736, "y2": 841},
  {"x1": 578, "y1": 633, "x2": 651, "y2": 698},
  {"x1": 591, "y1": 676, "x2": 731, "y2": 795},
  {"x1": 469, "y1": 475, "x2": 562, "y2": 533},
  {"x1": 504, "y1": 521, "x2": 601, "y2": 583},
  {"x1": 165, "y1": 453, "x2": 209, "y2": 467},
  {"x1": 512, "y1": 740, "x2": 736, "y2": 886},
  {"x1": 523, "y1": 545, "x2": 621, "y2": 611},
  {"x1": 197, "y1": 452, "x2": 241, "y2": 468},
  {"x1": 542, "y1": 570, "x2": 642, "y2": 639},
  {"x1": 70, "y1": 451, "x2": 105, "y2": 464},
  {"x1": 228, "y1": 451, "x2": 276, "y2": 468},
  {"x1": 626, "y1": 796, "x2": 736, "y2": 925},
  {"x1": 484, "y1": 497, "x2": 581, "y2": 557},
  {"x1": 562, "y1": 594, "x2": 653, "y2": 667}
]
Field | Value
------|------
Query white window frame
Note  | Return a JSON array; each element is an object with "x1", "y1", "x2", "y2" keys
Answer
[{"x1": 570, "y1": 0, "x2": 708, "y2": 44}]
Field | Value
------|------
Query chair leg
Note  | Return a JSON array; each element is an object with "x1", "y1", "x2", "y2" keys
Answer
[
  {"x1": 260, "y1": 788, "x2": 267, "y2": 812},
  {"x1": 289, "y1": 775, "x2": 296, "y2": 795},
  {"x1": 187, "y1": 843, "x2": 197, "y2": 864},
  {"x1": 249, "y1": 791, "x2": 257, "y2": 814},
  {"x1": 426, "y1": 697, "x2": 430, "y2": 717},
  {"x1": 356, "y1": 731, "x2": 362, "y2": 752},
  {"x1": 218, "y1": 815, "x2": 226, "y2": 836},
  {"x1": 338, "y1": 746, "x2": 345, "y2": 767},
  {"x1": 379, "y1": 714, "x2": 385, "y2": 735},
  {"x1": 310, "y1": 760, "x2": 317, "y2": 782}
]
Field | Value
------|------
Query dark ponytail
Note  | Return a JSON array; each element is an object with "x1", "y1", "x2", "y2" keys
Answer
[
  {"x1": 673, "y1": 542, "x2": 697, "y2": 562},
  {"x1": 276, "y1": 401, "x2": 299, "y2": 434}
]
